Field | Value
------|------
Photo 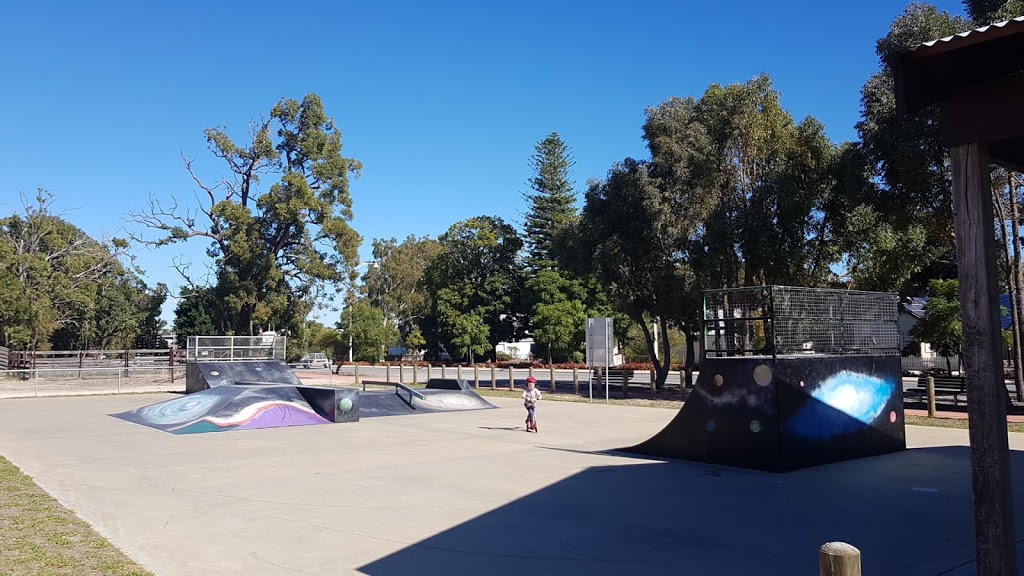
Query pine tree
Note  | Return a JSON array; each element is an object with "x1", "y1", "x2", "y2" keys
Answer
[{"x1": 522, "y1": 133, "x2": 578, "y2": 270}]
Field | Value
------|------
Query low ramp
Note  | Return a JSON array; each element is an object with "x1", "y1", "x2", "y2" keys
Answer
[
  {"x1": 424, "y1": 378, "x2": 473, "y2": 391},
  {"x1": 186, "y1": 360, "x2": 301, "y2": 393},
  {"x1": 113, "y1": 385, "x2": 359, "y2": 434},
  {"x1": 358, "y1": 383, "x2": 496, "y2": 418}
]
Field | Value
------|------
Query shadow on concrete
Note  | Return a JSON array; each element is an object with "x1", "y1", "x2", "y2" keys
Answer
[{"x1": 358, "y1": 446, "x2": 1024, "y2": 576}]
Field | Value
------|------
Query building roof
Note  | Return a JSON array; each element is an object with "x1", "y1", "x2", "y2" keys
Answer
[
  {"x1": 888, "y1": 16, "x2": 1024, "y2": 171},
  {"x1": 903, "y1": 295, "x2": 1013, "y2": 329}
]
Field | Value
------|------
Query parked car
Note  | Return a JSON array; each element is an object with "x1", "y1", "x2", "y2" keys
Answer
[{"x1": 297, "y1": 352, "x2": 331, "y2": 369}]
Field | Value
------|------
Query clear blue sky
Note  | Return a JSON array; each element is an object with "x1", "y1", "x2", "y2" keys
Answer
[{"x1": 0, "y1": 0, "x2": 967, "y2": 325}]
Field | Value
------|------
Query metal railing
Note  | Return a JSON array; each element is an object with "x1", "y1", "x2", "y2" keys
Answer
[{"x1": 0, "y1": 366, "x2": 186, "y2": 399}]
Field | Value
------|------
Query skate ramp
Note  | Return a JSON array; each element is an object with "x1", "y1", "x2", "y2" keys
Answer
[
  {"x1": 358, "y1": 384, "x2": 496, "y2": 418},
  {"x1": 623, "y1": 355, "x2": 905, "y2": 471},
  {"x1": 185, "y1": 360, "x2": 301, "y2": 393},
  {"x1": 424, "y1": 378, "x2": 473, "y2": 391},
  {"x1": 113, "y1": 384, "x2": 359, "y2": 434}
]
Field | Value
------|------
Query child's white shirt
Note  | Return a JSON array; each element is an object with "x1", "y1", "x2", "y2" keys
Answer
[{"x1": 522, "y1": 388, "x2": 541, "y2": 403}]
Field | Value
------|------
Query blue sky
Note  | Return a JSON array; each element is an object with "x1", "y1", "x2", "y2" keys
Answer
[{"x1": 0, "y1": 0, "x2": 967, "y2": 325}]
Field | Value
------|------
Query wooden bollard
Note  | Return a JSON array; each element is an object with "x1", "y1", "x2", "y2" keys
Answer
[
  {"x1": 386, "y1": 363, "x2": 391, "y2": 383},
  {"x1": 399, "y1": 363, "x2": 404, "y2": 383},
  {"x1": 819, "y1": 541, "x2": 861, "y2": 576},
  {"x1": 491, "y1": 365, "x2": 496, "y2": 389},
  {"x1": 528, "y1": 365, "x2": 534, "y2": 380},
  {"x1": 550, "y1": 366, "x2": 556, "y2": 393},
  {"x1": 573, "y1": 366, "x2": 579, "y2": 394},
  {"x1": 426, "y1": 364, "x2": 431, "y2": 381},
  {"x1": 474, "y1": 365, "x2": 479, "y2": 388},
  {"x1": 354, "y1": 364, "x2": 360, "y2": 384},
  {"x1": 509, "y1": 367, "x2": 515, "y2": 390},
  {"x1": 457, "y1": 365, "x2": 462, "y2": 380},
  {"x1": 413, "y1": 362, "x2": 418, "y2": 385},
  {"x1": 441, "y1": 365, "x2": 446, "y2": 379},
  {"x1": 927, "y1": 375, "x2": 936, "y2": 417}
]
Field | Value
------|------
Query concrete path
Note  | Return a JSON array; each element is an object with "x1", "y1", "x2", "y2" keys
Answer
[{"x1": 0, "y1": 394, "x2": 1022, "y2": 575}]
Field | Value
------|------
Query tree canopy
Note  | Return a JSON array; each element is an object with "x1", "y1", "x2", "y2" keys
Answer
[{"x1": 133, "y1": 93, "x2": 362, "y2": 337}]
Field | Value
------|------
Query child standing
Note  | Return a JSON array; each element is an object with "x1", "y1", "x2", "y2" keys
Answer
[{"x1": 522, "y1": 376, "x2": 541, "y2": 432}]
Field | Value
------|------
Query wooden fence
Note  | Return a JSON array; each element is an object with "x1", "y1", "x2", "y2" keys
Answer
[{"x1": 9, "y1": 348, "x2": 185, "y2": 370}]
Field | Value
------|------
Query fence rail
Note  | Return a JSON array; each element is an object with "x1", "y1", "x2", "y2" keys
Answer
[
  {"x1": 0, "y1": 365, "x2": 185, "y2": 399},
  {"x1": 900, "y1": 355, "x2": 962, "y2": 373},
  {"x1": 9, "y1": 348, "x2": 184, "y2": 370}
]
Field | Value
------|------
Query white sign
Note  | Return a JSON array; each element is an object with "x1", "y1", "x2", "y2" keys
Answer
[{"x1": 585, "y1": 317, "x2": 614, "y2": 366}]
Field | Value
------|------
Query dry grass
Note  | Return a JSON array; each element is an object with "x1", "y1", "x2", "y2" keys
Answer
[{"x1": 0, "y1": 456, "x2": 152, "y2": 576}]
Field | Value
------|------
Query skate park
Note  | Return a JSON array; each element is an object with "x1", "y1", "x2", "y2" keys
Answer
[{"x1": 0, "y1": 290, "x2": 1023, "y2": 575}]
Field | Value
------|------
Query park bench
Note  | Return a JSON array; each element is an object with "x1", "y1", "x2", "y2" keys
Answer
[
  {"x1": 592, "y1": 368, "x2": 634, "y2": 387},
  {"x1": 915, "y1": 376, "x2": 967, "y2": 405}
]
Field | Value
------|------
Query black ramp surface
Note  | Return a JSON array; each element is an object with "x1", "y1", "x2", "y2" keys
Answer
[
  {"x1": 424, "y1": 378, "x2": 473, "y2": 391},
  {"x1": 625, "y1": 357, "x2": 781, "y2": 470},
  {"x1": 624, "y1": 355, "x2": 905, "y2": 471},
  {"x1": 185, "y1": 360, "x2": 302, "y2": 393},
  {"x1": 358, "y1": 388, "x2": 496, "y2": 418}
]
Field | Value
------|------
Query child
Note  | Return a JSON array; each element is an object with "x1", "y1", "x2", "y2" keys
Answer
[{"x1": 522, "y1": 376, "x2": 541, "y2": 432}]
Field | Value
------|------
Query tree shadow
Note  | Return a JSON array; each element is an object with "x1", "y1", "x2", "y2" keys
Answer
[{"x1": 358, "y1": 446, "x2": 1024, "y2": 576}]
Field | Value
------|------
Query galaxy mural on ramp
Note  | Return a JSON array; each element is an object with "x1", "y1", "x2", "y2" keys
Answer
[
  {"x1": 775, "y1": 354, "x2": 905, "y2": 468},
  {"x1": 112, "y1": 385, "x2": 344, "y2": 434}
]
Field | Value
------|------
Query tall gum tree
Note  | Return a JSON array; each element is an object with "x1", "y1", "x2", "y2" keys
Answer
[{"x1": 131, "y1": 94, "x2": 362, "y2": 336}]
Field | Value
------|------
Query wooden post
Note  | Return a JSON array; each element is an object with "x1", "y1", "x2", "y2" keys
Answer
[
  {"x1": 457, "y1": 365, "x2": 462, "y2": 380},
  {"x1": 399, "y1": 363, "x2": 404, "y2": 384},
  {"x1": 386, "y1": 363, "x2": 391, "y2": 383},
  {"x1": 413, "y1": 362, "x2": 418, "y2": 385},
  {"x1": 573, "y1": 366, "x2": 579, "y2": 394},
  {"x1": 491, "y1": 365, "x2": 496, "y2": 389},
  {"x1": 426, "y1": 364, "x2": 431, "y2": 381},
  {"x1": 927, "y1": 375, "x2": 936, "y2": 417},
  {"x1": 550, "y1": 366, "x2": 556, "y2": 393},
  {"x1": 951, "y1": 142, "x2": 1018, "y2": 576},
  {"x1": 819, "y1": 541, "x2": 861, "y2": 576},
  {"x1": 474, "y1": 365, "x2": 479, "y2": 389},
  {"x1": 441, "y1": 365, "x2": 446, "y2": 379},
  {"x1": 508, "y1": 367, "x2": 514, "y2": 390},
  {"x1": 354, "y1": 364, "x2": 360, "y2": 385},
  {"x1": 528, "y1": 365, "x2": 534, "y2": 381}
]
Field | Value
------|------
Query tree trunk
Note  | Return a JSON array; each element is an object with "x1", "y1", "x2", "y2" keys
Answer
[
  {"x1": 638, "y1": 316, "x2": 670, "y2": 390},
  {"x1": 1009, "y1": 173, "x2": 1024, "y2": 402},
  {"x1": 992, "y1": 186, "x2": 1023, "y2": 395}
]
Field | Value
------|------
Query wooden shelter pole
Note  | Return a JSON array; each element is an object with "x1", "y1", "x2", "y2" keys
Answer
[{"x1": 951, "y1": 142, "x2": 1017, "y2": 576}]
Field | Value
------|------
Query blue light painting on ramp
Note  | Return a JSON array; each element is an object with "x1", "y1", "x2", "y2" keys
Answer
[{"x1": 788, "y1": 370, "x2": 896, "y2": 438}]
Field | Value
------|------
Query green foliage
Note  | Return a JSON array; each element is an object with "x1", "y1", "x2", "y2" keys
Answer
[
  {"x1": 0, "y1": 190, "x2": 134, "y2": 351},
  {"x1": 963, "y1": 0, "x2": 1024, "y2": 22},
  {"x1": 173, "y1": 287, "x2": 216, "y2": 342},
  {"x1": 524, "y1": 270, "x2": 588, "y2": 362},
  {"x1": 405, "y1": 324, "x2": 426, "y2": 349},
  {"x1": 424, "y1": 216, "x2": 525, "y2": 359},
  {"x1": 522, "y1": 133, "x2": 578, "y2": 271},
  {"x1": 853, "y1": 4, "x2": 974, "y2": 293},
  {"x1": 340, "y1": 300, "x2": 399, "y2": 363},
  {"x1": 910, "y1": 279, "x2": 963, "y2": 360},
  {"x1": 363, "y1": 235, "x2": 444, "y2": 336},
  {"x1": 133, "y1": 93, "x2": 361, "y2": 337}
]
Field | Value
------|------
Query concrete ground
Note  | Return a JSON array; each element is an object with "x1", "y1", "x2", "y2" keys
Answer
[{"x1": 0, "y1": 394, "x2": 1022, "y2": 576}]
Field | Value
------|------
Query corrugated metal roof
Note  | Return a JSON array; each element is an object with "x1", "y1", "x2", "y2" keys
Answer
[
  {"x1": 903, "y1": 16, "x2": 1024, "y2": 57},
  {"x1": 904, "y1": 295, "x2": 1013, "y2": 328}
]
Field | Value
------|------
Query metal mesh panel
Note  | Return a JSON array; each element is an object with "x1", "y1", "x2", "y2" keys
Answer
[
  {"x1": 186, "y1": 335, "x2": 287, "y2": 362},
  {"x1": 703, "y1": 286, "x2": 899, "y2": 358}
]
